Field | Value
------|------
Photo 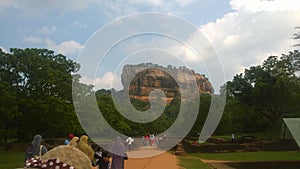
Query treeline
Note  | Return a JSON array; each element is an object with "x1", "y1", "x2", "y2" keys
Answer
[
  {"x1": 1, "y1": 48, "x2": 300, "y2": 144},
  {"x1": 218, "y1": 50, "x2": 300, "y2": 138},
  {"x1": 0, "y1": 48, "x2": 84, "y2": 143}
]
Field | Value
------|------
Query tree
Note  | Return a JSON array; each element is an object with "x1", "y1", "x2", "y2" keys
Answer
[
  {"x1": 293, "y1": 26, "x2": 300, "y2": 47},
  {"x1": 189, "y1": 94, "x2": 211, "y2": 136},
  {"x1": 0, "y1": 48, "x2": 83, "y2": 141},
  {"x1": 0, "y1": 81, "x2": 20, "y2": 144},
  {"x1": 0, "y1": 49, "x2": 21, "y2": 143},
  {"x1": 225, "y1": 52, "x2": 299, "y2": 135}
]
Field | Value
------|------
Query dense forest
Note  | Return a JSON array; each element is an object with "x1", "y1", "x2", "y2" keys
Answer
[{"x1": 0, "y1": 47, "x2": 300, "y2": 144}]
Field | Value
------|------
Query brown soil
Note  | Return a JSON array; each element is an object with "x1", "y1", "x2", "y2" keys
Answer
[
  {"x1": 124, "y1": 148, "x2": 181, "y2": 169},
  {"x1": 90, "y1": 148, "x2": 181, "y2": 169}
]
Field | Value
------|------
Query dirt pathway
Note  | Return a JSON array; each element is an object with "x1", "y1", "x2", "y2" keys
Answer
[{"x1": 124, "y1": 148, "x2": 181, "y2": 169}]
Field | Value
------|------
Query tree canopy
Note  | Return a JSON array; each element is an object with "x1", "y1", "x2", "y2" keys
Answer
[
  {"x1": 223, "y1": 51, "x2": 300, "y2": 136},
  {"x1": 0, "y1": 48, "x2": 83, "y2": 142}
]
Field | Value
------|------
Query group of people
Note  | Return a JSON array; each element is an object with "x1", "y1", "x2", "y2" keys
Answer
[
  {"x1": 142, "y1": 133, "x2": 160, "y2": 147},
  {"x1": 25, "y1": 134, "x2": 128, "y2": 169}
]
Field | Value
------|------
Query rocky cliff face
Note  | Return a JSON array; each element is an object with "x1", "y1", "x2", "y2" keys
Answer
[{"x1": 121, "y1": 64, "x2": 213, "y2": 104}]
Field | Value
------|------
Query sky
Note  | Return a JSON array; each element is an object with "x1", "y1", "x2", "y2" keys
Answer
[{"x1": 1, "y1": 0, "x2": 300, "y2": 92}]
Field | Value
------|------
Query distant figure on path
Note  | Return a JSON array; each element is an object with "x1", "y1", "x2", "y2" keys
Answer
[
  {"x1": 231, "y1": 133, "x2": 235, "y2": 143},
  {"x1": 110, "y1": 136, "x2": 126, "y2": 169},
  {"x1": 125, "y1": 136, "x2": 134, "y2": 152},
  {"x1": 144, "y1": 135, "x2": 150, "y2": 146},
  {"x1": 150, "y1": 134, "x2": 155, "y2": 147},
  {"x1": 25, "y1": 134, "x2": 48, "y2": 161}
]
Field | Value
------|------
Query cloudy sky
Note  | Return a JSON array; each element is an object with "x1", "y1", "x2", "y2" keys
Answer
[{"x1": 1, "y1": 0, "x2": 300, "y2": 92}]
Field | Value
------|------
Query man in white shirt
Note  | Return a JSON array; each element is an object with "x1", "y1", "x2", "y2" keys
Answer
[{"x1": 126, "y1": 137, "x2": 134, "y2": 152}]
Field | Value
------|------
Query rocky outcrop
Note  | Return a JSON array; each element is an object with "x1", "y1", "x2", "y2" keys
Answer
[{"x1": 121, "y1": 64, "x2": 213, "y2": 104}]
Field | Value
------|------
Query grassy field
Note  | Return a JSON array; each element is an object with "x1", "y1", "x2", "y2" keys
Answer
[
  {"x1": 178, "y1": 156, "x2": 211, "y2": 169},
  {"x1": 0, "y1": 151, "x2": 24, "y2": 169},
  {"x1": 190, "y1": 151, "x2": 300, "y2": 161},
  {"x1": 178, "y1": 151, "x2": 300, "y2": 169}
]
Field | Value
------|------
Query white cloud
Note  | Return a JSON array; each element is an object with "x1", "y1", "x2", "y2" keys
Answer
[
  {"x1": 72, "y1": 21, "x2": 88, "y2": 29},
  {"x1": 37, "y1": 26, "x2": 56, "y2": 35},
  {"x1": 127, "y1": 0, "x2": 192, "y2": 8},
  {"x1": 198, "y1": 0, "x2": 300, "y2": 85},
  {"x1": 144, "y1": 0, "x2": 164, "y2": 6},
  {"x1": 80, "y1": 72, "x2": 122, "y2": 90},
  {"x1": 230, "y1": 0, "x2": 300, "y2": 12},
  {"x1": 0, "y1": 0, "x2": 93, "y2": 15},
  {"x1": 0, "y1": 46, "x2": 9, "y2": 53},
  {"x1": 0, "y1": 0, "x2": 14, "y2": 15},
  {"x1": 0, "y1": 0, "x2": 195, "y2": 20},
  {"x1": 176, "y1": 0, "x2": 194, "y2": 7},
  {"x1": 45, "y1": 39, "x2": 84, "y2": 57},
  {"x1": 23, "y1": 36, "x2": 42, "y2": 43},
  {"x1": 170, "y1": 45, "x2": 198, "y2": 62}
]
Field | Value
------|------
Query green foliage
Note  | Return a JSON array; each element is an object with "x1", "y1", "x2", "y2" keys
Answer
[
  {"x1": 293, "y1": 27, "x2": 300, "y2": 47},
  {"x1": 96, "y1": 89, "x2": 176, "y2": 136},
  {"x1": 223, "y1": 51, "x2": 300, "y2": 136},
  {"x1": 0, "y1": 81, "x2": 20, "y2": 144},
  {"x1": 96, "y1": 92, "x2": 131, "y2": 135},
  {"x1": 188, "y1": 94, "x2": 211, "y2": 136},
  {"x1": 178, "y1": 157, "x2": 211, "y2": 169},
  {"x1": 0, "y1": 48, "x2": 83, "y2": 142},
  {"x1": 190, "y1": 151, "x2": 300, "y2": 161}
]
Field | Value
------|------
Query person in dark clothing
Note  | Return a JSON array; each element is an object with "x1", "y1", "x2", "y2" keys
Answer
[
  {"x1": 94, "y1": 150, "x2": 111, "y2": 169},
  {"x1": 110, "y1": 136, "x2": 125, "y2": 169},
  {"x1": 25, "y1": 134, "x2": 47, "y2": 161}
]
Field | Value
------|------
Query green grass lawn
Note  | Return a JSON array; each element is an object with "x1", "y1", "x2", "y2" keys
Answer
[
  {"x1": 0, "y1": 151, "x2": 24, "y2": 169},
  {"x1": 190, "y1": 151, "x2": 300, "y2": 161},
  {"x1": 178, "y1": 156, "x2": 211, "y2": 169}
]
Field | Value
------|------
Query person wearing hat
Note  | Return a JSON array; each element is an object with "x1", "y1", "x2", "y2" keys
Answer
[
  {"x1": 64, "y1": 133, "x2": 74, "y2": 145},
  {"x1": 25, "y1": 134, "x2": 48, "y2": 161}
]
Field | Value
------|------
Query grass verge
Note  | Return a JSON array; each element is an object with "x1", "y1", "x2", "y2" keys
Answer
[
  {"x1": 190, "y1": 151, "x2": 300, "y2": 161},
  {"x1": 0, "y1": 151, "x2": 24, "y2": 169},
  {"x1": 178, "y1": 156, "x2": 211, "y2": 169}
]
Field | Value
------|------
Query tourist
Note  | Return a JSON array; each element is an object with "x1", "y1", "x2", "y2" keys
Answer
[
  {"x1": 110, "y1": 136, "x2": 126, "y2": 169},
  {"x1": 144, "y1": 134, "x2": 150, "y2": 147},
  {"x1": 68, "y1": 136, "x2": 79, "y2": 147},
  {"x1": 64, "y1": 133, "x2": 74, "y2": 145},
  {"x1": 231, "y1": 133, "x2": 235, "y2": 143},
  {"x1": 150, "y1": 133, "x2": 155, "y2": 147},
  {"x1": 94, "y1": 149, "x2": 111, "y2": 169},
  {"x1": 25, "y1": 134, "x2": 48, "y2": 161},
  {"x1": 77, "y1": 135, "x2": 94, "y2": 161},
  {"x1": 125, "y1": 136, "x2": 134, "y2": 152}
]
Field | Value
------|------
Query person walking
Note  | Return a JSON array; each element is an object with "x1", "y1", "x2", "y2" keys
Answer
[
  {"x1": 150, "y1": 134, "x2": 155, "y2": 147},
  {"x1": 125, "y1": 136, "x2": 134, "y2": 152},
  {"x1": 110, "y1": 136, "x2": 126, "y2": 169}
]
